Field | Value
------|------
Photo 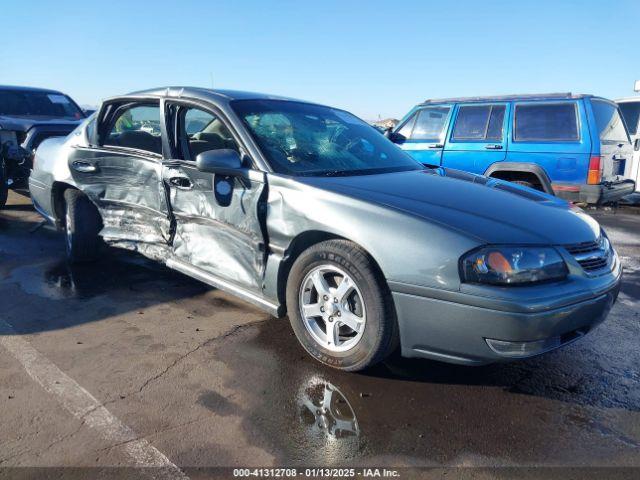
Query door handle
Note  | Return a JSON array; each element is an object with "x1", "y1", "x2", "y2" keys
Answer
[
  {"x1": 71, "y1": 161, "x2": 97, "y2": 173},
  {"x1": 169, "y1": 177, "x2": 193, "y2": 189},
  {"x1": 485, "y1": 144, "x2": 503, "y2": 150},
  {"x1": 428, "y1": 143, "x2": 444, "y2": 149}
]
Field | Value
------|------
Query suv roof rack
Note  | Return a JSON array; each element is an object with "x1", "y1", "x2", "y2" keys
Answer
[{"x1": 420, "y1": 93, "x2": 588, "y2": 105}]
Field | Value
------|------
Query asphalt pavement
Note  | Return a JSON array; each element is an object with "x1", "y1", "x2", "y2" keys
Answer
[{"x1": 1, "y1": 190, "x2": 639, "y2": 479}]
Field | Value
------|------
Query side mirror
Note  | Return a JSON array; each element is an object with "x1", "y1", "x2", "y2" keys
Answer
[
  {"x1": 384, "y1": 128, "x2": 406, "y2": 144},
  {"x1": 634, "y1": 138, "x2": 640, "y2": 151},
  {"x1": 195, "y1": 149, "x2": 245, "y2": 176}
]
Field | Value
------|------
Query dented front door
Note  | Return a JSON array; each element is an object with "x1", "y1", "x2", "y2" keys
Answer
[{"x1": 163, "y1": 163, "x2": 267, "y2": 290}]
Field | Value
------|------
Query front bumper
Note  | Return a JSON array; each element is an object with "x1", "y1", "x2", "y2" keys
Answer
[
  {"x1": 553, "y1": 179, "x2": 636, "y2": 204},
  {"x1": 392, "y1": 274, "x2": 621, "y2": 365}
]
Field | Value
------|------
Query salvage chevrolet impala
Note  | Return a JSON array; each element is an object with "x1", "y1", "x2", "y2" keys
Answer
[{"x1": 29, "y1": 87, "x2": 621, "y2": 371}]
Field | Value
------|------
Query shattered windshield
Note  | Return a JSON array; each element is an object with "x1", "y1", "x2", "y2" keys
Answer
[
  {"x1": 0, "y1": 90, "x2": 84, "y2": 119},
  {"x1": 232, "y1": 100, "x2": 422, "y2": 176}
]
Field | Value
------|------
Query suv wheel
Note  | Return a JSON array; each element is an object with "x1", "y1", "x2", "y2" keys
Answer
[
  {"x1": 512, "y1": 180, "x2": 537, "y2": 190},
  {"x1": 286, "y1": 240, "x2": 398, "y2": 371},
  {"x1": 0, "y1": 159, "x2": 8, "y2": 209},
  {"x1": 63, "y1": 189, "x2": 102, "y2": 263}
]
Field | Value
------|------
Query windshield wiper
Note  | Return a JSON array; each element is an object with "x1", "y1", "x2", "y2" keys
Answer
[{"x1": 319, "y1": 169, "x2": 367, "y2": 177}]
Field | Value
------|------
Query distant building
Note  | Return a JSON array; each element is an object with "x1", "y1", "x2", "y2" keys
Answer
[{"x1": 371, "y1": 118, "x2": 399, "y2": 130}]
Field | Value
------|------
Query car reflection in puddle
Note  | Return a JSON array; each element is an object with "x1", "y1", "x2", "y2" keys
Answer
[{"x1": 299, "y1": 376, "x2": 360, "y2": 439}]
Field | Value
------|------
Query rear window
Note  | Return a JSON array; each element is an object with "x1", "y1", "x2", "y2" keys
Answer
[
  {"x1": 591, "y1": 100, "x2": 628, "y2": 143},
  {"x1": 616, "y1": 102, "x2": 640, "y2": 137},
  {"x1": 452, "y1": 104, "x2": 506, "y2": 141},
  {"x1": 514, "y1": 103, "x2": 578, "y2": 141},
  {"x1": 0, "y1": 90, "x2": 84, "y2": 119}
]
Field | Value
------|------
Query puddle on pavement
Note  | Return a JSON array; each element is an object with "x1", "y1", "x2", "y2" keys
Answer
[
  {"x1": 209, "y1": 319, "x2": 640, "y2": 466},
  {"x1": 299, "y1": 376, "x2": 360, "y2": 439},
  {"x1": 7, "y1": 255, "x2": 206, "y2": 301}
]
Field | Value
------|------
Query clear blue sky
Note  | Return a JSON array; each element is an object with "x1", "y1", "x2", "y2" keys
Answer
[{"x1": 1, "y1": 0, "x2": 638, "y2": 119}]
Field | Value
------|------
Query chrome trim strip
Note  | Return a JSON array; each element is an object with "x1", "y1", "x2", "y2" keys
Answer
[
  {"x1": 165, "y1": 257, "x2": 279, "y2": 316},
  {"x1": 573, "y1": 251, "x2": 605, "y2": 262}
]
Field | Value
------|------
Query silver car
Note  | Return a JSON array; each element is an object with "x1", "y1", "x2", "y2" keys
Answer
[{"x1": 29, "y1": 87, "x2": 622, "y2": 371}]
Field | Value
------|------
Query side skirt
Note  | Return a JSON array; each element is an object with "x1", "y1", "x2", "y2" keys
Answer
[{"x1": 165, "y1": 257, "x2": 282, "y2": 317}]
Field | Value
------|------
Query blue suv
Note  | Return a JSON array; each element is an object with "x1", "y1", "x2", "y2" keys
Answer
[{"x1": 391, "y1": 93, "x2": 636, "y2": 204}]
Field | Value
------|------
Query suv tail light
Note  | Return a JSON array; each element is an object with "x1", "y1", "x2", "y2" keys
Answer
[{"x1": 587, "y1": 155, "x2": 602, "y2": 185}]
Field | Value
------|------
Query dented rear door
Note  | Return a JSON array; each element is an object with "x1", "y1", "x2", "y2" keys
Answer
[
  {"x1": 68, "y1": 147, "x2": 171, "y2": 245},
  {"x1": 68, "y1": 101, "x2": 171, "y2": 247}
]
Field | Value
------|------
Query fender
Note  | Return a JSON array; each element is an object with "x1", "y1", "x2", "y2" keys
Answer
[{"x1": 484, "y1": 162, "x2": 554, "y2": 194}]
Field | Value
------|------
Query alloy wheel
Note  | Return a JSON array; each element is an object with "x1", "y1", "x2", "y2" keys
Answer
[{"x1": 299, "y1": 265, "x2": 366, "y2": 352}]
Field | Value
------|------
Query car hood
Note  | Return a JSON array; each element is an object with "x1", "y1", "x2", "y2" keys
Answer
[
  {"x1": 297, "y1": 168, "x2": 601, "y2": 245},
  {"x1": 0, "y1": 115, "x2": 82, "y2": 132}
]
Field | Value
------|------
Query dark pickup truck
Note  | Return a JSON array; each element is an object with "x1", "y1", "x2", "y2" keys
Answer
[{"x1": 0, "y1": 85, "x2": 85, "y2": 207}]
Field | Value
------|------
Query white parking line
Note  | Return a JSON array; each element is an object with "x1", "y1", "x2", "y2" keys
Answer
[{"x1": 0, "y1": 319, "x2": 188, "y2": 479}]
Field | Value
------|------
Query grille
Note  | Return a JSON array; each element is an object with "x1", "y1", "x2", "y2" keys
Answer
[
  {"x1": 578, "y1": 256, "x2": 609, "y2": 272},
  {"x1": 564, "y1": 241, "x2": 599, "y2": 255},
  {"x1": 563, "y1": 237, "x2": 612, "y2": 273}
]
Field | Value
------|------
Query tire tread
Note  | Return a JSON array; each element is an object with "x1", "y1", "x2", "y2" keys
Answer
[
  {"x1": 0, "y1": 159, "x2": 8, "y2": 209},
  {"x1": 64, "y1": 189, "x2": 102, "y2": 262}
]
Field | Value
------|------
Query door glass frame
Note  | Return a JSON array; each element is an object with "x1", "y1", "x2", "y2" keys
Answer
[
  {"x1": 163, "y1": 99, "x2": 255, "y2": 168},
  {"x1": 406, "y1": 105, "x2": 453, "y2": 144},
  {"x1": 448, "y1": 103, "x2": 508, "y2": 143},
  {"x1": 96, "y1": 99, "x2": 164, "y2": 160}
]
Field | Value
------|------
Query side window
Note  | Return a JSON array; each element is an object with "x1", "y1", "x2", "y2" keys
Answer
[
  {"x1": 410, "y1": 107, "x2": 450, "y2": 142},
  {"x1": 179, "y1": 107, "x2": 238, "y2": 160},
  {"x1": 452, "y1": 105, "x2": 506, "y2": 141},
  {"x1": 103, "y1": 104, "x2": 162, "y2": 155},
  {"x1": 397, "y1": 113, "x2": 417, "y2": 138},
  {"x1": 514, "y1": 103, "x2": 579, "y2": 142}
]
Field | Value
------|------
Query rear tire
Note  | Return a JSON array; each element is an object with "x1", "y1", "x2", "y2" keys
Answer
[
  {"x1": 512, "y1": 180, "x2": 537, "y2": 190},
  {"x1": 0, "y1": 159, "x2": 8, "y2": 209},
  {"x1": 63, "y1": 189, "x2": 102, "y2": 263},
  {"x1": 286, "y1": 239, "x2": 398, "y2": 371}
]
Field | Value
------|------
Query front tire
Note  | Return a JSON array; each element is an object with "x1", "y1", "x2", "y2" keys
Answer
[
  {"x1": 286, "y1": 240, "x2": 398, "y2": 371},
  {"x1": 63, "y1": 189, "x2": 102, "y2": 263}
]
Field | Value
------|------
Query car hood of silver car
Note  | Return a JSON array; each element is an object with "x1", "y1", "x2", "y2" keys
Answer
[{"x1": 296, "y1": 167, "x2": 601, "y2": 245}]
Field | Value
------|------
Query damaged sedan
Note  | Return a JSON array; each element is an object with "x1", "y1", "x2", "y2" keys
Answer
[
  {"x1": 1, "y1": 85, "x2": 85, "y2": 207},
  {"x1": 29, "y1": 87, "x2": 621, "y2": 371}
]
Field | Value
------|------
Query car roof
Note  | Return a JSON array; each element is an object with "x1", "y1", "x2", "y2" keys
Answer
[
  {"x1": 616, "y1": 96, "x2": 640, "y2": 103},
  {"x1": 118, "y1": 86, "x2": 322, "y2": 106},
  {"x1": 419, "y1": 92, "x2": 593, "y2": 105},
  {"x1": 0, "y1": 85, "x2": 67, "y2": 95}
]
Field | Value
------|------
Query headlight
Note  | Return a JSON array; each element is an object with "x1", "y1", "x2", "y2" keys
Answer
[{"x1": 461, "y1": 246, "x2": 568, "y2": 285}]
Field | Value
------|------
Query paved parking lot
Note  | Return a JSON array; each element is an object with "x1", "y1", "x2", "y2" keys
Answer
[{"x1": 1, "y1": 190, "x2": 639, "y2": 477}]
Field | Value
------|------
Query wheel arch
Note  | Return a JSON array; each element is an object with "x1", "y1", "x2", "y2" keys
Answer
[
  {"x1": 276, "y1": 230, "x2": 389, "y2": 315},
  {"x1": 484, "y1": 162, "x2": 554, "y2": 194},
  {"x1": 51, "y1": 182, "x2": 79, "y2": 228}
]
